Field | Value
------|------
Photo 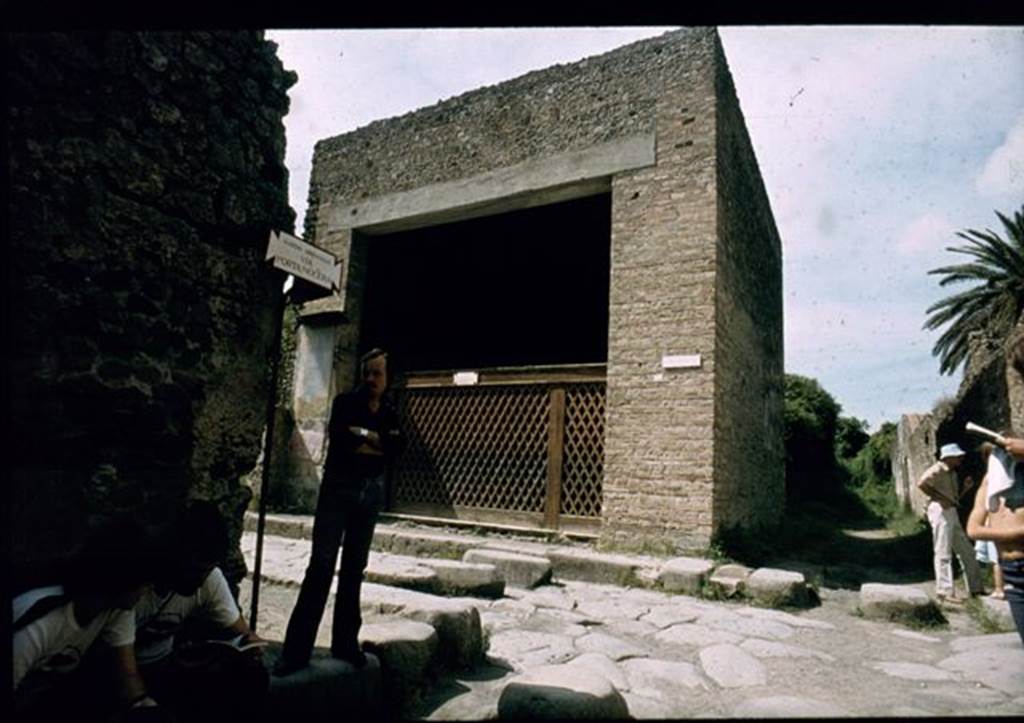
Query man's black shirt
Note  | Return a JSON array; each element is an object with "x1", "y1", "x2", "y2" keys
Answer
[{"x1": 322, "y1": 387, "x2": 403, "y2": 486}]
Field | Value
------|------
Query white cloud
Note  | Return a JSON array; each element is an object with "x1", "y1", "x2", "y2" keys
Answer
[
  {"x1": 976, "y1": 113, "x2": 1024, "y2": 200},
  {"x1": 895, "y1": 213, "x2": 956, "y2": 256}
]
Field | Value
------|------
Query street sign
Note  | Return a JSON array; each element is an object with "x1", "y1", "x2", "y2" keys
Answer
[{"x1": 265, "y1": 230, "x2": 342, "y2": 293}]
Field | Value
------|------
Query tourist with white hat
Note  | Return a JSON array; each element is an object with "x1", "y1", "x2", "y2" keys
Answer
[{"x1": 917, "y1": 442, "x2": 985, "y2": 603}]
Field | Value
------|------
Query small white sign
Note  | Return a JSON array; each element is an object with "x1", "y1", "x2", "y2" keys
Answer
[
  {"x1": 662, "y1": 354, "x2": 701, "y2": 369},
  {"x1": 453, "y1": 371, "x2": 479, "y2": 386},
  {"x1": 266, "y1": 230, "x2": 342, "y2": 292}
]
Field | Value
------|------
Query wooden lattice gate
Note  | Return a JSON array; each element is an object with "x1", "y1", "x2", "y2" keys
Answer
[{"x1": 389, "y1": 364, "x2": 605, "y2": 533}]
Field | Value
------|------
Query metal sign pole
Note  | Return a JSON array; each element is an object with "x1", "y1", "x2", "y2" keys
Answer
[{"x1": 249, "y1": 275, "x2": 287, "y2": 632}]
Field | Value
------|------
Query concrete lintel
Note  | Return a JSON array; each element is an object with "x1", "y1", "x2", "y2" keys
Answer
[{"x1": 325, "y1": 132, "x2": 656, "y2": 235}]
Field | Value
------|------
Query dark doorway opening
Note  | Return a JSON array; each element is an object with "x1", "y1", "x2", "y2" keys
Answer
[{"x1": 359, "y1": 192, "x2": 611, "y2": 373}]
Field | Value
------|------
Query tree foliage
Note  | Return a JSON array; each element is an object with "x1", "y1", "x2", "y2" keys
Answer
[
  {"x1": 924, "y1": 206, "x2": 1024, "y2": 375},
  {"x1": 783, "y1": 374, "x2": 844, "y2": 503},
  {"x1": 835, "y1": 416, "x2": 870, "y2": 460}
]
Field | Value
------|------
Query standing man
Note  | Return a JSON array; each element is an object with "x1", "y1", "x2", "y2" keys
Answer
[
  {"x1": 967, "y1": 335, "x2": 1024, "y2": 644},
  {"x1": 276, "y1": 348, "x2": 403, "y2": 674},
  {"x1": 918, "y1": 443, "x2": 985, "y2": 603}
]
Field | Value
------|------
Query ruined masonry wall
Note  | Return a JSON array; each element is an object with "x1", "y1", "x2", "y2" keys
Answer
[{"x1": 7, "y1": 32, "x2": 296, "y2": 585}]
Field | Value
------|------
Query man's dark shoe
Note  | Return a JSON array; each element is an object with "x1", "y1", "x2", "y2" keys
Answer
[
  {"x1": 272, "y1": 658, "x2": 309, "y2": 677},
  {"x1": 331, "y1": 646, "x2": 368, "y2": 669}
]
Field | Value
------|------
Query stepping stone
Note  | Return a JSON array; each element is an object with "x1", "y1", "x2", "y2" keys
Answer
[
  {"x1": 699, "y1": 644, "x2": 767, "y2": 688},
  {"x1": 420, "y1": 558, "x2": 505, "y2": 598},
  {"x1": 464, "y1": 548, "x2": 553, "y2": 588},
  {"x1": 707, "y1": 563, "x2": 752, "y2": 598},
  {"x1": 657, "y1": 556, "x2": 714, "y2": 595},
  {"x1": 497, "y1": 663, "x2": 629, "y2": 719},
  {"x1": 859, "y1": 583, "x2": 939, "y2": 623},
  {"x1": 746, "y1": 568, "x2": 809, "y2": 607},
  {"x1": 360, "y1": 619, "x2": 438, "y2": 716},
  {"x1": 546, "y1": 547, "x2": 644, "y2": 586},
  {"x1": 733, "y1": 695, "x2": 850, "y2": 717},
  {"x1": 365, "y1": 554, "x2": 438, "y2": 593},
  {"x1": 361, "y1": 582, "x2": 486, "y2": 670},
  {"x1": 979, "y1": 595, "x2": 1016, "y2": 632},
  {"x1": 267, "y1": 645, "x2": 382, "y2": 723}
]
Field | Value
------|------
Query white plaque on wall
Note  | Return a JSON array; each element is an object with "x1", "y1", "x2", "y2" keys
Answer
[
  {"x1": 453, "y1": 371, "x2": 479, "y2": 386},
  {"x1": 662, "y1": 354, "x2": 701, "y2": 369}
]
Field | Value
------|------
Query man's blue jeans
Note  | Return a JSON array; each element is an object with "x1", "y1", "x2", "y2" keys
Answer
[{"x1": 280, "y1": 472, "x2": 385, "y2": 665}]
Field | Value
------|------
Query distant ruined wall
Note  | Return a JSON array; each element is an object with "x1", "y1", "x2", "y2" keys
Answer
[{"x1": 7, "y1": 31, "x2": 295, "y2": 585}]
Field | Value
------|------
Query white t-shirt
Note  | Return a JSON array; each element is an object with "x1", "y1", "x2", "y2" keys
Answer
[
  {"x1": 13, "y1": 585, "x2": 135, "y2": 690},
  {"x1": 133, "y1": 567, "x2": 240, "y2": 665}
]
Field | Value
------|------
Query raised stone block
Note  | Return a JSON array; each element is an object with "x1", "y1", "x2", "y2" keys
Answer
[
  {"x1": 361, "y1": 582, "x2": 486, "y2": 670},
  {"x1": 372, "y1": 528, "x2": 479, "y2": 559},
  {"x1": 365, "y1": 555, "x2": 438, "y2": 593},
  {"x1": 707, "y1": 563, "x2": 752, "y2": 599},
  {"x1": 546, "y1": 547, "x2": 643, "y2": 586},
  {"x1": 497, "y1": 664, "x2": 630, "y2": 719},
  {"x1": 859, "y1": 583, "x2": 939, "y2": 623},
  {"x1": 979, "y1": 595, "x2": 1016, "y2": 632},
  {"x1": 657, "y1": 556, "x2": 714, "y2": 595},
  {"x1": 421, "y1": 558, "x2": 505, "y2": 598},
  {"x1": 267, "y1": 645, "x2": 382, "y2": 722},
  {"x1": 464, "y1": 548, "x2": 553, "y2": 588},
  {"x1": 746, "y1": 568, "x2": 808, "y2": 607},
  {"x1": 359, "y1": 619, "x2": 438, "y2": 717}
]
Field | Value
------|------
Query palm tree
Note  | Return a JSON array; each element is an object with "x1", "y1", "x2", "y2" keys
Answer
[{"x1": 924, "y1": 206, "x2": 1024, "y2": 375}]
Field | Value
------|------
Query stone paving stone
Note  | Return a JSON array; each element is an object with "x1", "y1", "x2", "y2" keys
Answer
[
  {"x1": 421, "y1": 558, "x2": 505, "y2": 598},
  {"x1": 746, "y1": 568, "x2": 809, "y2": 607},
  {"x1": 937, "y1": 642, "x2": 1024, "y2": 696},
  {"x1": 488, "y1": 597, "x2": 537, "y2": 618},
  {"x1": 696, "y1": 609, "x2": 795, "y2": 640},
  {"x1": 948, "y1": 631, "x2": 1020, "y2": 652},
  {"x1": 516, "y1": 585, "x2": 578, "y2": 611},
  {"x1": 564, "y1": 652, "x2": 630, "y2": 691},
  {"x1": 575, "y1": 598, "x2": 651, "y2": 622},
  {"x1": 699, "y1": 643, "x2": 768, "y2": 688},
  {"x1": 574, "y1": 631, "x2": 647, "y2": 661},
  {"x1": 520, "y1": 616, "x2": 590, "y2": 639},
  {"x1": 611, "y1": 618, "x2": 659, "y2": 639},
  {"x1": 621, "y1": 693, "x2": 679, "y2": 718},
  {"x1": 487, "y1": 630, "x2": 577, "y2": 671},
  {"x1": 477, "y1": 539, "x2": 553, "y2": 558},
  {"x1": 620, "y1": 657, "x2": 711, "y2": 695},
  {"x1": 657, "y1": 556, "x2": 715, "y2": 595},
  {"x1": 497, "y1": 663, "x2": 629, "y2": 719},
  {"x1": 859, "y1": 582, "x2": 936, "y2": 623},
  {"x1": 733, "y1": 605, "x2": 836, "y2": 630},
  {"x1": 890, "y1": 629, "x2": 942, "y2": 644},
  {"x1": 866, "y1": 661, "x2": 957, "y2": 681},
  {"x1": 639, "y1": 602, "x2": 702, "y2": 629},
  {"x1": 738, "y1": 638, "x2": 835, "y2": 662},
  {"x1": 654, "y1": 623, "x2": 743, "y2": 648},
  {"x1": 463, "y1": 548, "x2": 553, "y2": 589},
  {"x1": 732, "y1": 695, "x2": 850, "y2": 717}
]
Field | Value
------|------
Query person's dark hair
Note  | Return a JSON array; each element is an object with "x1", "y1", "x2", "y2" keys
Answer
[
  {"x1": 172, "y1": 500, "x2": 230, "y2": 564},
  {"x1": 360, "y1": 347, "x2": 387, "y2": 374},
  {"x1": 65, "y1": 516, "x2": 159, "y2": 595}
]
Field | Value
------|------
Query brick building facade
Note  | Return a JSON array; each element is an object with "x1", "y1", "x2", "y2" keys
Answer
[{"x1": 278, "y1": 28, "x2": 783, "y2": 551}]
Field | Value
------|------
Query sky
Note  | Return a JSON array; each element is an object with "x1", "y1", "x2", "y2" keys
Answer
[{"x1": 266, "y1": 27, "x2": 1024, "y2": 431}]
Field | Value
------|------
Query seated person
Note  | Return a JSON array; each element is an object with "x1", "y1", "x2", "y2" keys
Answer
[
  {"x1": 13, "y1": 517, "x2": 171, "y2": 722},
  {"x1": 134, "y1": 501, "x2": 268, "y2": 722}
]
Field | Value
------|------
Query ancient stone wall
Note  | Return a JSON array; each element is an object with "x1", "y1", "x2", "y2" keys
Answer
[
  {"x1": 7, "y1": 31, "x2": 295, "y2": 585},
  {"x1": 709, "y1": 34, "x2": 785, "y2": 532}
]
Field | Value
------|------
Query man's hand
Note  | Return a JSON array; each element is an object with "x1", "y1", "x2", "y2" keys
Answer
[{"x1": 1003, "y1": 437, "x2": 1024, "y2": 460}]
